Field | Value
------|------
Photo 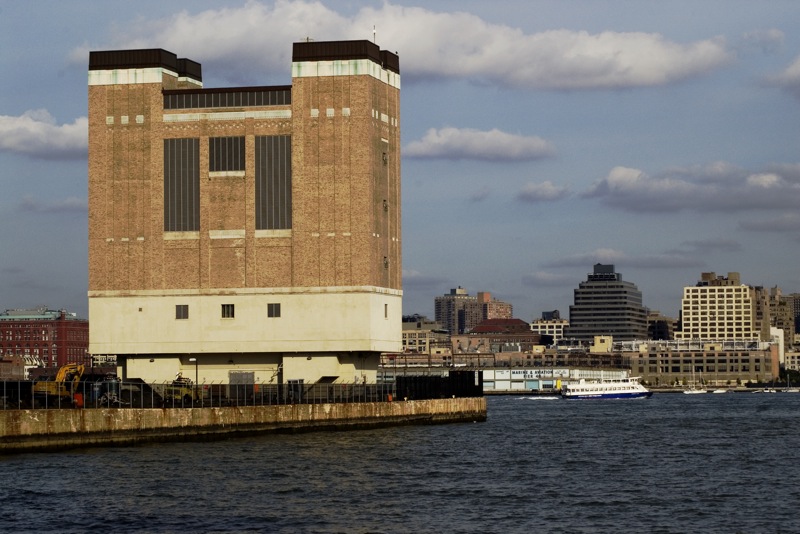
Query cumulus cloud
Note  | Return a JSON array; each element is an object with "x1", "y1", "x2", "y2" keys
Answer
[
  {"x1": 85, "y1": 1, "x2": 349, "y2": 85},
  {"x1": 766, "y1": 55, "x2": 800, "y2": 98},
  {"x1": 584, "y1": 163, "x2": 800, "y2": 212},
  {"x1": 544, "y1": 248, "x2": 703, "y2": 269},
  {"x1": 85, "y1": 1, "x2": 733, "y2": 90},
  {"x1": 364, "y1": 5, "x2": 732, "y2": 89},
  {"x1": 740, "y1": 28, "x2": 784, "y2": 54},
  {"x1": 0, "y1": 110, "x2": 87, "y2": 160},
  {"x1": 404, "y1": 127, "x2": 555, "y2": 161},
  {"x1": 517, "y1": 181, "x2": 570, "y2": 203},
  {"x1": 19, "y1": 196, "x2": 87, "y2": 214}
]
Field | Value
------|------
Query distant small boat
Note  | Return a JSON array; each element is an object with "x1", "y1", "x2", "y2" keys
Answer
[
  {"x1": 684, "y1": 368, "x2": 706, "y2": 394},
  {"x1": 783, "y1": 376, "x2": 798, "y2": 392},
  {"x1": 711, "y1": 389, "x2": 727, "y2": 394},
  {"x1": 561, "y1": 377, "x2": 652, "y2": 400}
]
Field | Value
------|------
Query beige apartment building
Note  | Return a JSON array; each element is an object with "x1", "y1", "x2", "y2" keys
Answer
[
  {"x1": 675, "y1": 272, "x2": 770, "y2": 342},
  {"x1": 530, "y1": 318, "x2": 569, "y2": 343},
  {"x1": 87, "y1": 40, "x2": 402, "y2": 386},
  {"x1": 401, "y1": 315, "x2": 450, "y2": 357}
]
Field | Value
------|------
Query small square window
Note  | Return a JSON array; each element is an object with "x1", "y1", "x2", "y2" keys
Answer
[
  {"x1": 176, "y1": 304, "x2": 189, "y2": 320},
  {"x1": 222, "y1": 304, "x2": 235, "y2": 318},
  {"x1": 268, "y1": 303, "x2": 281, "y2": 318}
]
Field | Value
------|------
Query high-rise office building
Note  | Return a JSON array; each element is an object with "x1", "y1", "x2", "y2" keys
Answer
[
  {"x1": 87, "y1": 40, "x2": 402, "y2": 385},
  {"x1": 566, "y1": 264, "x2": 648, "y2": 342},
  {"x1": 674, "y1": 272, "x2": 770, "y2": 341}
]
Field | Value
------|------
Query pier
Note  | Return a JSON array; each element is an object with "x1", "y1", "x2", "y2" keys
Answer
[{"x1": 0, "y1": 397, "x2": 486, "y2": 453}]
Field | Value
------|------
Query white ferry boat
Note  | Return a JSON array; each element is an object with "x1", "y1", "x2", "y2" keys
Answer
[{"x1": 561, "y1": 377, "x2": 652, "y2": 400}]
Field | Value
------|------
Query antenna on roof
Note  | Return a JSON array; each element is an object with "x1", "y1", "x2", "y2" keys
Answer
[{"x1": 373, "y1": 25, "x2": 376, "y2": 43}]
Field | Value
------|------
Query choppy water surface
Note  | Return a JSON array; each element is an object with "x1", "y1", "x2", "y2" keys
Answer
[{"x1": 1, "y1": 393, "x2": 799, "y2": 533}]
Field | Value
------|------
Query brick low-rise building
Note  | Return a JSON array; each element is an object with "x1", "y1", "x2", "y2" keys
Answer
[
  {"x1": 0, "y1": 308, "x2": 89, "y2": 369},
  {"x1": 620, "y1": 339, "x2": 779, "y2": 386},
  {"x1": 434, "y1": 287, "x2": 513, "y2": 335}
]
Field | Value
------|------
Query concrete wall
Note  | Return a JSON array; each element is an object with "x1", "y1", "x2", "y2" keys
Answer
[
  {"x1": 0, "y1": 398, "x2": 486, "y2": 453},
  {"x1": 89, "y1": 289, "x2": 402, "y2": 355}
]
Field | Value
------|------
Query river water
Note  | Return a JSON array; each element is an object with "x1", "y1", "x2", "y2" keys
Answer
[{"x1": 1, "y1": 393, "x2": 798, "y2": 533}]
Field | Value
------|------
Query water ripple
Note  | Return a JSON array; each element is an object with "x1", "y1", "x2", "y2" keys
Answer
[{"x1": 1, "y1": 394, "x2": 799, "y2": 533}]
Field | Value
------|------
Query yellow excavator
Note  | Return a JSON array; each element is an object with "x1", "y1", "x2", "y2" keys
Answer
[{"x1": 32, "y1": 363, "x2": 85, "y2": 407}]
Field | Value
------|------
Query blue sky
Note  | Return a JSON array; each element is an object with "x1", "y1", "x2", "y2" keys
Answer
[{"x1": 1, "y1": 0, "x2": 800, "y2": 321}]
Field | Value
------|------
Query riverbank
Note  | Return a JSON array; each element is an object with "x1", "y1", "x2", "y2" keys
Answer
[{"x1": 0, "y1": 397, "x2": 486, "y2": 453}]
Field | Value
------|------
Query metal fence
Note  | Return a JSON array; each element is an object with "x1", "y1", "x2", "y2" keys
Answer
[
  {"x1": 0, "y1": 370, "x2": 483, "y2": 410},
  {"x1": 0, "y1": 379, "x2": 401, "y2": 410}
]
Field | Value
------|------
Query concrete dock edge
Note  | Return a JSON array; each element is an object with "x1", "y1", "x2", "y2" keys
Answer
[{"x1": 0, "y1": 397, "x2": 487, "y2": 453}]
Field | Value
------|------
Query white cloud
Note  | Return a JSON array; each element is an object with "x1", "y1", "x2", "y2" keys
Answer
[
  {"x1": 107, "y1": 1, "x2": 351, "y2": 85},
  {"x1": 88, "y1": 1, "x2": 733, "y2": 90},
  {"x1": 0, "y1": 110, "x2": 87, "y2": 160},
  {"x1": 404, "y1": 127, "x2": 555, "y2": 161},
  {"x1": 367, "y1": 5, "x2": 733, "y2": 89},
  {"x1": 517, "y1": 181, "x2": 570, "y2": 203},
  {"x1": 746, "y1": 173, "x2": 781, "y2": 188},
  {"x1": 740, "y1": 28, "x2": 784, "y2": 54},
  {"x1": 584, "y1": 163, "x2": 800, "y2": 212},
  {"x1": 766, "y1": 55, "x2": 800, "y2": 98}
]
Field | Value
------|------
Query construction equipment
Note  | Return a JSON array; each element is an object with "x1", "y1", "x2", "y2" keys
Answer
[
  {"x1": 93, "y1": 373, "x2": 128, "y2": 406},
  {"x1": 162, "y1": 374, "x2": 198, "y2": 405},
  {"x1": 32, "y1": 363, "x2": 85, "y2": 407}
]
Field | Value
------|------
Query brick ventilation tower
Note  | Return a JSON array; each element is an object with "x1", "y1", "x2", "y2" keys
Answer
[{"x1": 88, "y1": 41, "x2": 401, "y2": 385}]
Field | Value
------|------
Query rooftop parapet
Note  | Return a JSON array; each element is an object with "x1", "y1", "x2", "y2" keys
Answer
[{"x1": 89, "y1": 48, "x2": 202, "y2": 83}]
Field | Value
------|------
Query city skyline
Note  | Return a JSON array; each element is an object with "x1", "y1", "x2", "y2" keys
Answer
[{"x1": 2, "y1": 1, "x2": 800, "y2": 321}]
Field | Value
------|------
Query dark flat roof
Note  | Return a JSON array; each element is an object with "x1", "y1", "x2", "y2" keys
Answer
[
  {"x1": 89, "y1": 49, "x2": 202, "y2": 82},
  {"x1": 293, "y1": 40, "x2": 399, "y2": 74},
  {"x1": 89, "y1": 40, "x2": 400, "y2": 85}
]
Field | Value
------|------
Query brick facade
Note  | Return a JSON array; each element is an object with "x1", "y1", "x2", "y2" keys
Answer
[
  {"x1": 87, "y1": 41, "x2": 402, "y2": 384},
  {"x1": 0, "y1": 309, "x2": 89, "y2": 369}
]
